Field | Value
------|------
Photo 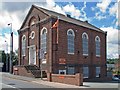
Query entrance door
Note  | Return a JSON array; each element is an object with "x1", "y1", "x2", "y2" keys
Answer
[{"x1": 29, "y1": 47, "x2": 36, "y2": 65}]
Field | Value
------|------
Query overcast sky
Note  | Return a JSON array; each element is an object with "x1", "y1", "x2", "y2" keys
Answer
[{"x1": 0, "y1": 0, "x2": 119, "y2": 59}]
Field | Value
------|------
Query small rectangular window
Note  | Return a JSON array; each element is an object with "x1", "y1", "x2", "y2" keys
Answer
[
  {"x1": 67, "y1": 67, "x2": 75, "y2": 75},
  {"x1": 96, "y1": 67, "x2": 100, "y2": 77},
  {"x1": 59, "y1": 70, "x2": 66, "y2": 74},
  {"x1": 83, "y1": 67, "x2": 89, "y2": 78}
]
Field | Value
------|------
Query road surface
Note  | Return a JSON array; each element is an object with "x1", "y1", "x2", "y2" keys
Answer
[{"x1": 2, "y1": 76, "x2": 54, "y2": 89}]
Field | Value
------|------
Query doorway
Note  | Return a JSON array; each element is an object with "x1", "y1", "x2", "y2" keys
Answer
[{"x1": 29, "y1": 46, "x2": 36, "y2": 65}]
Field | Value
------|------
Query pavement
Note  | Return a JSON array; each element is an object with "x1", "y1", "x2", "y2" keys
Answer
[
  {"x1": 1, "y1": 72, "x2": 81, "y2": 88},
  {"x1": 1, "y1": 72, "x2": 120, "y2": 89}
]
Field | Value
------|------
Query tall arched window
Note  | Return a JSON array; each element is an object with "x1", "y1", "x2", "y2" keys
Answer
[
  {"x1": 67, "y1": 29, "x2": 75, "y2": 54},
  {"x1": 41, "y1": 27, "x2": 47, "y2": 53},
  {"x1": 82, "y1": 32, "x2": 88, "y2": 55},
  {"x1": 95, "y1": 36, "x2": 100, "y2": 56},
  {"x1": 22, "y1": 35, "x2": 26, "y2": 56}
]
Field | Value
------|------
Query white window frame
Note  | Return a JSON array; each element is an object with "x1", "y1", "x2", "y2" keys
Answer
[
  {"x1": 67, "y1": 29, "x2": 75, "y2": 54},
  {"x1": 30, "y1": 31, "x2": 35, "y2": 39},
  {"x1": 22, "y1": 35, "x2": 26, "y2": 56},
  {"x1": 59, "y1": 70, "x2": 66, "y2": 75},
  {"x1": 95, "y1": 36, "x2": 100, "y2": 57},
  {"x1": 30, "y1": 17, "x2": 36, "y2": 26},
  {"x1": 41, "y1": 27, "x2": 47, "y2": 53},
  {"x1": 82, "y1": 32, "x2": 88, "y2": 56}
]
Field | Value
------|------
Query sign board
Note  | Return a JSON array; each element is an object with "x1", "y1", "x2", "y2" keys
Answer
[
  {"x1": 59, "y1": 76, "x2": 64, "y2": 79},
  {"x1": 59, "y1": 58, "x2": 66, "y2": 64},
  {"x1": 39, "y1": 49, "x2": 44, "y2": 59}
]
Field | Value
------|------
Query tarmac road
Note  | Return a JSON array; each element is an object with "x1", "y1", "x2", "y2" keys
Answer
[
  {"x1": 2, "y1": 76, "x2": 54, "y2": 89},
  {"x1": 1, "y1": 72, "x2": 120, "y2": 90}
]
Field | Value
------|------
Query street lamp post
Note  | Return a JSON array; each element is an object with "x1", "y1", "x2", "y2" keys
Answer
[{"x1": 8, "y1": 23, "x2": 13, "y2": 74}]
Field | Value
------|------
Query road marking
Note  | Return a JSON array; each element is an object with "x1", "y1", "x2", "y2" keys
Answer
[
  {"x1": 1, "y1": 83, "x2": 22, "y2": 90},
  {"x1": 1, "y1": 83, "x2": 16, "y2": 88}
]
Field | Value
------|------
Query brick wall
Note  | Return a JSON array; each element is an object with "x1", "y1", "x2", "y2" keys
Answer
[
  {"x1": 47, "y1": 73, "x2": 83, "y2": 86},
  {"x1": 13, "y1": 66, "x2": 34, "y2": 77},
  {"x1": 51, "y1": 19, "x2": 107, "y2": 78},
  {"x1": 18, "y1": 5, "x2": 107, "y2": 80}
]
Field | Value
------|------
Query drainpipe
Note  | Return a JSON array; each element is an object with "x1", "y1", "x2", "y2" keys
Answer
[{"x1": 38, "y1": 15, "x2": 40, "y2": 68}]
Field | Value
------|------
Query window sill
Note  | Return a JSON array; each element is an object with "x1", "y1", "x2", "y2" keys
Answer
[
  {"x1": 42, "y1": 59, "x2": 46, "y2": 64},
  {"x1": 83, "y1": 54, "x2": 88, "y2": 56},
  {"x1": 96, "y1": 55, "x2": 100, "y2": 57},
  {"x1": 68, "y1": 53, "x2": 74, "y2": 55}
]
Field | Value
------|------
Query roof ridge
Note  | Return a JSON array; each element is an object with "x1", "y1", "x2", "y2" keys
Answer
[
  {"x1": 33, "y1": 4, "x2": 66, "y2": 17},
  {"x1": 20, "y1": 4, "x2": 105, "y2": 34}
]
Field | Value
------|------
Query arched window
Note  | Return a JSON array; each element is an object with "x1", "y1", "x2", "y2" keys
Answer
[
  {"x1": 41, "y1": 27, "x2": 47, "y2": 53},
  {"x1": 22, "y1": 35, "x2": 26, "y2": 56},
  {"x1": 30, "y1": 17, "x2": 36, "y2": 26},
  {"x1": 82, "y1": 32, "x2": 88, "y2": 55},
  {"x1": 67, "y1": 29, "x2": 75, "y2": 54},
  {"x1": 95, "y1": 36, "x2": 100, "y2": 56}
]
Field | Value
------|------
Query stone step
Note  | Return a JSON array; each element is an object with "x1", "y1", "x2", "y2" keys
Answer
[{"x1": 24, "y1": 65, "x2": 46, "y2": 78}]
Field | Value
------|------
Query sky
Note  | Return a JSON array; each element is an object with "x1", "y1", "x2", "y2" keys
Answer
[{"x1": 0, "y1": 0, "x2": 119, "y2": 59}]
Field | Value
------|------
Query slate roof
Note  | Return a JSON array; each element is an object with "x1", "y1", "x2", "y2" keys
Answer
[{"x1": 20, "y1": 5, "x2": 106, "y2": 34}]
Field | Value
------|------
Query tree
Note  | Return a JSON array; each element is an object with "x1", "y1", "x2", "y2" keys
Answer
[{"x1": 12, "y1": 50, "x2": 18, "y2": 66}]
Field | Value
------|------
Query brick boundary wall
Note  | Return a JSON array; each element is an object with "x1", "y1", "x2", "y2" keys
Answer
[
  {"x1": 13, "y1": 66, "x2": 34, "y2": 77},
  {"x1": 47, "y1": 73, "x2": 83, "y2": 86}
]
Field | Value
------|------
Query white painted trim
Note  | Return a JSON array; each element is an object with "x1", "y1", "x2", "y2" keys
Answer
[
  {"x1": 28, "y1": 45, "x2": 36, "y2": 65},
  {"x1": 95, "y1": 36, "x2": 100, "y2": 42},
  {"x1": 41, "y1": 27, "x2": 47, "y2": 35},
  {"x1": 59, "y1": 70, "x2": 66, "y2": 75},
  {"x1": 82, "y1": 32, "x2": 88, "y2": 39},
  {"x1": 27, "y1": 45, "x2": 35, "y2": 48},
  {"x1": 68, "y1": 52, "x2": 74, "y2": 55},
  {"x1": 67, "y1": 29, "x2": 75, "y2": 36},
  {"x1": 96, "y1": 55, "x2": 101, "y2": 57},
  {"x1": 22, "y1": 35, "x2": 26, "y2": 41},
  {"x1": 30, "y1": 31, "x2": 35, "y2": 39},
  {"x1": 83, "y1": 54, "x2": 88, "y2": 56}
]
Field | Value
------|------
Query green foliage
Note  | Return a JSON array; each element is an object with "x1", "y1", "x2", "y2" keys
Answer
[
  {"x1": 107, "y1": 58, "x2": 119, "y2": 64},
  {"x1": 0, "y1": 50, "x2": 18, "y2": 65},
  {"x1": 113, "y1": 71, "x2": 120, "y2": 75},
  {"x1": 12, "y1": 51, "x2": 18, "y2": 65},
  {"x1": 0, "y1": 51, "x2": 6, "y2": 63}
]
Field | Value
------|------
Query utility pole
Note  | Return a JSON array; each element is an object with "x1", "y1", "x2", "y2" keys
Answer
[
  {"x1": 5, "y1": 40, "x2": 8, "y2": 72},
  {"x1": 8, "y1": 23, "x2": 13, "y2": 74}
]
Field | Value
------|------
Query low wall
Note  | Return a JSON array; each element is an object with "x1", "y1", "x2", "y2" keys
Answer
[
  {"x1": 13, "y1": 65, "x2": 33, "y2": 77},
  {"x1": 47, "y1": 73, "x2": 83, "y2": 86}
]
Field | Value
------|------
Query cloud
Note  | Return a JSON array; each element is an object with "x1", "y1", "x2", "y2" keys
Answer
[
  {"x1": 63, "y1": 3, "x2": 81, "y2": 19},
  {"x1": 2, "y1": 2, "x2": 45, "y2": 12},
  {"x1": 95, "y1": 12, "x2": 107, "y2": 20},
  {"x1": 97, "y1": 0, "x2": 112, "y2": 13},
  {"x1": 0, "y1": 9, "x2": 28, "y2": 32},
  {"x1": 46, "y1": 0, "x2": 55, "y2": 7},
  {"x1": 109, "y1": 2, "x2": 119, "y2": 28},
  {"x1": 100, "y1": 27, "x2": 119, "y2": 59},
  {"x1": 0, "y1": 33, "x2": 18, "y2": 53},
  {"x1": 80, "y1": 2, "x2": 89, "y2": 21},
  {"x1": 109, "y1": 3, "x2": 118, "y2": 18}
]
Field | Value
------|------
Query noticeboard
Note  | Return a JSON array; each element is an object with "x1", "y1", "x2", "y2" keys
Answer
[{"x1": 59, "y1": 58, "x2": 66, "y2": 64}]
